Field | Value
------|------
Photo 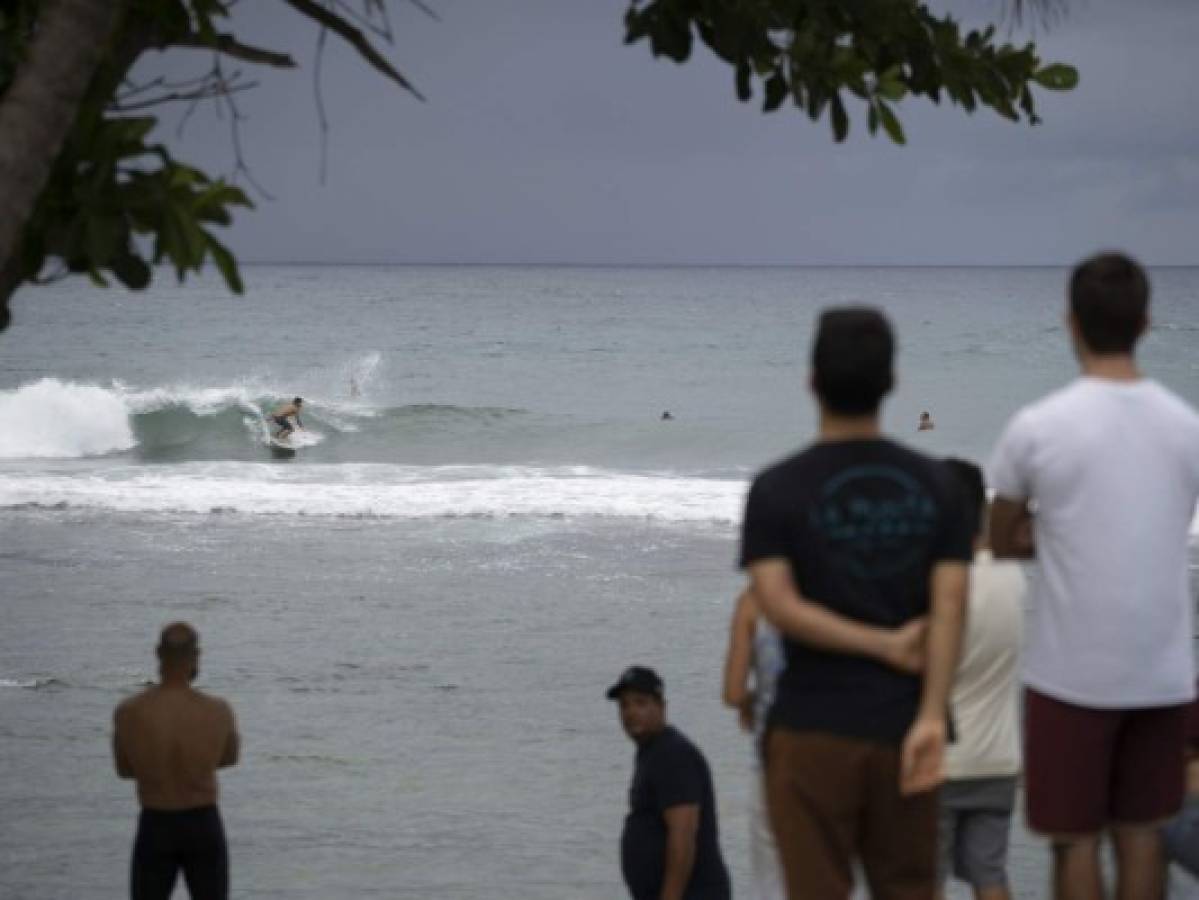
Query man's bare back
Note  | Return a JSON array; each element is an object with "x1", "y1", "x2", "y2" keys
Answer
[
  {"x1": 115, "y1": 623, "x2": 238, "y2": 899},
  {"x1": 114, "y1": 684, "x2": 238, "y2": 810}
]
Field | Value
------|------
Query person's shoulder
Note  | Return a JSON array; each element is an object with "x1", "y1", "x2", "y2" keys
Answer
[
  {"x1": 875, "y1": 439, "x2": 954, "y2": 488},
  {"x1": 1012, "y1": 380, "x2": 1090, "y2": 426},
  {"x1": 876, "y1": 437, "x2": 935, "y2": 465},
  {"x1": 191, "y1": 688, "x2": 235, "y2": 717},
  {"x1": 1144, "y1": 380, "x2": 1199, "y2": 427},
  {"x1": 657, "y1": 727, "x2": 707, "y2": 765},
  {"x1": 114, "y1": 685, "x2": 158, "y2": 723},
  {"x1": 751, "y1": 446, "x2": 819, "y2": 487}
]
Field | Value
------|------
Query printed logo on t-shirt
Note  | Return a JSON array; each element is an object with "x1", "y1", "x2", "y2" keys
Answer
[{"x1": 808, "y1": 464, "x2": 940, "y2": 579}]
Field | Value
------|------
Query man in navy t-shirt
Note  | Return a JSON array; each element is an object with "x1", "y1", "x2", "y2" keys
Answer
[
  {"x1": 609, "y1": 666, "x2": 731, "y2": 900},
  {"x1": 741, "y1": 308, "x2": 972, "y2": 899}
]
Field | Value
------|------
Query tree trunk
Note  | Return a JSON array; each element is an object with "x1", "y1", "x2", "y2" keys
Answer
[{"x1": 0, "y1": 0, "x2": 128, "y2": 332}]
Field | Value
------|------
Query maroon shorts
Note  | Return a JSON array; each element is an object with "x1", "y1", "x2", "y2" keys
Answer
[{"x1": 1024, "y1": 688, "x2": 1188, "y2": 835}]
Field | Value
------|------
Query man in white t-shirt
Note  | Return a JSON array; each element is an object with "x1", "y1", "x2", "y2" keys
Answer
[
  {"x1": 988, "y1": 252, "x2": 1199, "y2": 900},
  {"x1": 939, "y1": 459, "x2": 1025, "y2": 900}
]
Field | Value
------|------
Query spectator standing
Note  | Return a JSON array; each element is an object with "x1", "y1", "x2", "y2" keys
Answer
[
  {"x1": 989, "y1": 252, "x2": 1199, "y2": 900},
  {"x1": 741, "y1": 307, "x2": 972, "y2": 900},
  {"x1": 113, "y1": 623, "x2": 239, "y2": 900},
  {"x1": 939, "y1": 459, "x2": 1026, "y2": 900}
]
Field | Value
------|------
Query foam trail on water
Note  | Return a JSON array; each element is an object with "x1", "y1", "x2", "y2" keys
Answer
[
  {"x1": 0, "y1": 677, "x2": 61, "y2": 689},
  {"x1": 0, "y1": 464, "x2": 747, "y2": 523}
]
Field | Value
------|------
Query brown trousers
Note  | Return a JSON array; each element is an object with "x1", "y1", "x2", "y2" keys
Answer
[{"x1": 765, "y1": 729, "x2": 939, "y2": 900}]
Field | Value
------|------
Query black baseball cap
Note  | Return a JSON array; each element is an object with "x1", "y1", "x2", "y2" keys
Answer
[{"x1": 605, "y1": 666, "x2": 664, "y2": 700}]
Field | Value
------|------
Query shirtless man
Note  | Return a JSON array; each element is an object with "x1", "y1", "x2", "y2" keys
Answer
[
  {"x1": 113, "y1": 623, "x2": 239, "y2": 900},
  {"x1": 269, "y1": 397, "x2": 303, "y2": 441}
]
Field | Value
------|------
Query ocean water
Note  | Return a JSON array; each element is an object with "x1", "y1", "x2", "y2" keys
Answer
[{"x1": 1, "y1": 265, "x2": 1197, "y2": 898}]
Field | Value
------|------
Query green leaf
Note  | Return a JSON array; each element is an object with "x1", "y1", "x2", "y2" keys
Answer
[
  {"x1": 1032, "y1": 64, "x2": 1079, "y2": 90},
  {"x1": 877, "y1": 74, "x2": 907, "y2": 102},
  {"x1": 877, "y1": 101, "x2": 906, "y2": 144},
  {"x1": 206, "y1": 234, "x2": 244, "y2": 294},
  {"x1": 829, "y1": 92, "x2": 849, "y2": 142},
  {"x1": 763, "y1": 73, "x2": 787, "y2": 112},
  {"x1": 735, "y1": 60, "x2": 752, "y2": 101},
  {"x1": 85, "y1": 215, "x2": 123, "y2": 265},
  {"x1": 110, "y1": 253, "x2": 151, "y2": 291}
]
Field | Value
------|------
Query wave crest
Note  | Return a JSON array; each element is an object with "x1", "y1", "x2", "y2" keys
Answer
[{"x1": 0, "y1": 377, "x2": 527, "y2": 461}]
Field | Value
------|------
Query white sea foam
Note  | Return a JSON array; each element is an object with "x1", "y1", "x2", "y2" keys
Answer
[
  {"x1": 0, "y1": 379, "x2": 135, "y2": 459},
  {"x1": 0, "y1": 458, "x2": 1196, "y2": 533},
  {"x1": 0, "y1": 677, "x2": 59, "y2": 689},
  {"x1": 0, "y1": 463, "x2": 747, "y2": 523}
]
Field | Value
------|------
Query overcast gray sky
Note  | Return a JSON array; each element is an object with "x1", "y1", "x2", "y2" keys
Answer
[{"x1": 139, "y1": 1, "x2": 1199, "y2": 265}]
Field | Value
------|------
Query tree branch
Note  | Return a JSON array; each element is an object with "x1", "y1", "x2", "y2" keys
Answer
[
  {"x1": 0, "y1": 0, "x2": 130, "y2": 331},
  {"x1": 110, "y1": 79, "x2": 258, "y2": 112},
  {"x1": 403, "y1": 0, "x2": 441, "y2": 23},
  {"x1": 171, "y1": 33, "x2": 297, "y2": 69},
  {"x1": 330, "y1": 1, "x2": 395, "y2": 41},
  {"x1": 0, "y1": 251, "x2": 21, "y2": 332},
  {"x1": 1005, "y1": 0, "x2": 1068, "y2": 28},
  {"x1": 212, "y1": 54, "x2": 275, "y2": 201},
  {"x1": 281, "y1": 0, "x2": 425, "y2": 101},
  {"x1": 314, "y1": 26, "x2": 330, "y2": 184}
]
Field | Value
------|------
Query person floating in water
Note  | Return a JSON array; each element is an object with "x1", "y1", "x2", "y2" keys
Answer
[
  {"x1": 661, "y1": 411, "x2": 674, "y2": 421},
  {"x1": 918, "y1": 410, "x2": 935, "y2": 431},
  {"x1": 269, "y1": 398, "x2": 303, "y2": 441}
]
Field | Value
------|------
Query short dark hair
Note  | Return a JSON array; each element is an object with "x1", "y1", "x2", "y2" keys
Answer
[
  {"x1": 1069, "y1": 253, "x2": 1149, "y2": 354},
  {"x1": 811, "y1": 307, "x2": 894, "y2": 415},
  {"x1": 157, "y1": 622, "x2": 199, "y2": 661},
  {"x1": 293, "y1": 397, "x2": 303, "y2": 405},
  {"x1": 943, "y1": 457, "x2": 986, "y2": 539}
]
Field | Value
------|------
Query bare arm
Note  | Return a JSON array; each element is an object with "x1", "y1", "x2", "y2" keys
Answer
[
  {"x1": 900, "y1": 560, "x2": 968, "y2": 796},
  {"x1": 219, "y1": 706, "x2": 240, "y2": 768},
  {"x1": 721, "y1": 590, "x2": 756, "y2": 721},
  {"x1": 112, "y1": 731, "x2": 133, "y2": 779},
  {"x1": 989, "y1": 496, "x2": 1035, "y2": 559},
  {"x1": 659, "y1": 804, "x2": 700, "y2": 900},
  {"x1": 748, "y1": 558, "x2": 926, "y2": 673}
]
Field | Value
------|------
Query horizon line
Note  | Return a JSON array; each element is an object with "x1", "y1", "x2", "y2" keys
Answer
[{"x1": 234, "y1": 260, "x2": 1199, "y2": 269}]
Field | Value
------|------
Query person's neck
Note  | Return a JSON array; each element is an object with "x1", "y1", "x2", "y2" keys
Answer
[
  {"x1": 159, "y1": 670, "x2": 192, "y2": 689},
  {"x1": 636, "y1": 724, "x2": 668, "y2": 746},
  {"x1": 1080, "y1": 353, "x2": 1141, "y2": 382},
  {"x1": 819, "y1": 411, "x2": 882, "y2": 442}
]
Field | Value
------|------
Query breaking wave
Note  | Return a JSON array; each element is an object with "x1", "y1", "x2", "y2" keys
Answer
[{"x1": 0, "y1": 378, "x2": 525, "y2": 462}]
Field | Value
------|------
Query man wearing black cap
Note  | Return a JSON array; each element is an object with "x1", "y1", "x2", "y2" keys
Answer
[{"x1": 608, "y1": 666, "x2": 731, "y2": 900}]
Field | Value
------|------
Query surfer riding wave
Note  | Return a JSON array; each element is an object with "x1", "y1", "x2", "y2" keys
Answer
[{"x1": 268, "y1": 398, "x2": 303, "y2": 441}]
